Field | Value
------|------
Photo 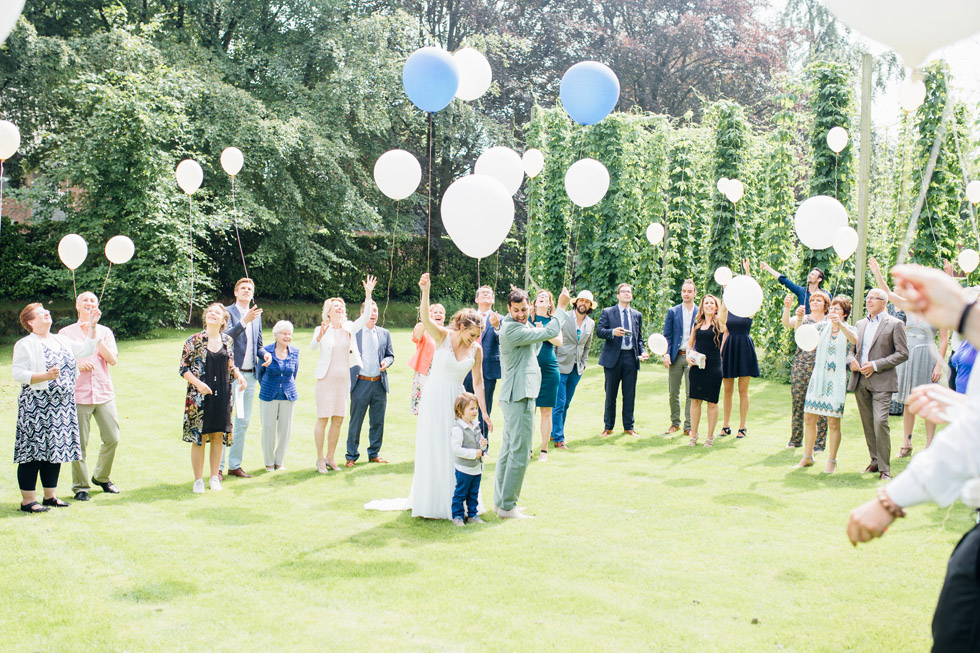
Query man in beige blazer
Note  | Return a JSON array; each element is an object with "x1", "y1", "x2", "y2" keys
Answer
[{"x1": 847, "y1": 288, "x2": 909, "y2": 479}]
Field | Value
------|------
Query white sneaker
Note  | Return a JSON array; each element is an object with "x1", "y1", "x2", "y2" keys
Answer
[
  {"x1": 192, "y1": 479, "x2": 205, "y2": 494},
  {"x1": 538, "y1": 450, "x2": 548, "y2": 462},
  {"x1": 209, "y1": 475, "x2": 222, "y2": 491},
  {"x1": 497, "y1": 506, "x2": 534, "y2": 519}
]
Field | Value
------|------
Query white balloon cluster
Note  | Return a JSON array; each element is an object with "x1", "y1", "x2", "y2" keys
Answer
[
  {"x1": 795, "y1": 195, "x2": 848, "y2": 250},
  {"x1": 716, "y1": 177, "x2": 744, "y2": 203}
]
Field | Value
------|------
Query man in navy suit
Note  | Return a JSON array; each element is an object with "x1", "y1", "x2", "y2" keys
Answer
[
  {"x1": 223, "y1": 278, "x2": 270, "y2": 479},
  {"x1": 346, "y1": 301, "x2": 395, "y2": 466},
  {"x1": 662, "y1": 279, "x2": 698, "y2": 435},
  {"x1": 596, "y1": 283, "x2": 649, "y2": 436},
  {"x1": 463, "y1": 285, "x2": 501, "y2": 441}
]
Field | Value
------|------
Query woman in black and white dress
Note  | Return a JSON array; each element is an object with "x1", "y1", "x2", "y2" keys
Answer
[{"x1": 11, "y1": 302, "x2": 101, "y2": 513}]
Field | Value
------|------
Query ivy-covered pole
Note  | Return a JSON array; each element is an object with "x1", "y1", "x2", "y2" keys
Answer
[
  {"x1": 805, "y1": 61, "x2": 854, "y2": 282},
  {"x1": 706, "y1": 100, "x2": 749, "y2": 296}
]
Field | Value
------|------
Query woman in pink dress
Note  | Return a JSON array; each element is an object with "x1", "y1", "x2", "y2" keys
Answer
[{"x1": 311, "y1": 275, "x2": 375, "y2": 472}]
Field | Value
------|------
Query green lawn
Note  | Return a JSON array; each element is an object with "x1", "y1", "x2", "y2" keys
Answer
[{"x1": 0, "y1": 329, "x2": 972, "y2": 651}]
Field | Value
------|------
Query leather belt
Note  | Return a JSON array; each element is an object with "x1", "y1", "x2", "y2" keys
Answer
[
  {"x1": 358, "y1": 374, "x2": 381, "y2": 382},
  {"x1": 241, "y1": 368, "x2": 254, "y2": 373}
]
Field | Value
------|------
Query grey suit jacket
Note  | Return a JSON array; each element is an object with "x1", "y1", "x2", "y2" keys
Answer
[
  {"x1": 846, "y1": 313, "x2": 909, "y2": 393},
  {"x1": 555, "y1": 309, "x2": 594, "y2": 375},
  {"x1": 498, "y1": 311, "x2": 569, "y2": 402}
]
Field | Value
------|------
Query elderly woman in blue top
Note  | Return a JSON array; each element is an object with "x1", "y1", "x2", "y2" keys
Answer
[
  {"x1": 256, "y1": 320, "x2": 300, "y2": 471},
  {"x1": 759, "y1": 261, "x2": 829, "y2": 314}
]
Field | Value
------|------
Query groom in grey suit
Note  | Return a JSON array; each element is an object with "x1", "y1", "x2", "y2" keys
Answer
[{"x1": 495, "y1": 286, "x2": 571, "y2": 518}]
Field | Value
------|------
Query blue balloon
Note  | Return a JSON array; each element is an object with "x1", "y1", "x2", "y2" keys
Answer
[
  {"x1": 559, "y1": 61, "x2": 620, "y2": 126},
  {"x1": 402, "y1": 47, "x2": 460, "y2": 113}
]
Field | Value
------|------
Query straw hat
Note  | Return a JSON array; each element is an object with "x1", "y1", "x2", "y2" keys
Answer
[{"x1": 573, "y1": 290, "x2": 598, "y2": 310}]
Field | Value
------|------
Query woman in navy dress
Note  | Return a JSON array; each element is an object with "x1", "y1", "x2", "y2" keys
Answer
[
  {"x1": 531, "y1": 290, "x2": 562, "y2": 462},
  {"x1": 686, "y1": 295, "x2": 727, "y2": 447},
  {"x1": 721, "y1": 260, "x2": 760, "y2": 440}
]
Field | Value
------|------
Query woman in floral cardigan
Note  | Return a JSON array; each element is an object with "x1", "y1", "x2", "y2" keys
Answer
[{"x1": 180, "y1": 303, "x2": 246, "y2": 494}]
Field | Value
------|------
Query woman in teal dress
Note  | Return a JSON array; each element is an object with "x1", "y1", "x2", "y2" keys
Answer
[
  {"x1": 795, "y1": 297, "x2": 856, "y2": 473},
  {"x1": 531, "y1": 290, "x2": 562, "y2": 462}
]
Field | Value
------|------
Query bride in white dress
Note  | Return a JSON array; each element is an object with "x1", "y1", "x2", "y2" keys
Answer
[{"x1": 365, "y1": 273, "x2": 493, "y2": 519}]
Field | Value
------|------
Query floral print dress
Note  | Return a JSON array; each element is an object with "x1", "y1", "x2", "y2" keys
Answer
[{"x1": 179, "y1": 331, "x2": 238, "y2": 446}]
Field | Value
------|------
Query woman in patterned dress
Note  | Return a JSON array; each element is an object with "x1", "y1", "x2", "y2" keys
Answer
[
  {"x1": 408, "y1": 303, "x2": 446, "y2": 415},
  {"x1": 781, "y1": 291, "x2": 830, "y2": 450},
  {"x1": 794, "y1": 297, "x2": 856, "y2": 473},
  {"x1": 12, "y1": 302, "x2": 102, "y2": 512},
  {"x1": 180, "y1": 303, "x2": 247, "y2": 494},
  {"x1": 310, "y1": 275, "x2": 375, "y2": 472}
]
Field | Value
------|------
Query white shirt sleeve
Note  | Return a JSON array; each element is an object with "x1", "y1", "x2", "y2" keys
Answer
[{"x1": 887, "y1": 372, "x2": 980, "y2": 508}]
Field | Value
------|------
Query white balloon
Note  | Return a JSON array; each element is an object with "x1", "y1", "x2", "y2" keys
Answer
[
  {"x1": 441, "y1": 174, "x2": 514, "y2": 259},
  {"x1": 725, "y1": 179, "x2": 744, "y2": 203},
  {"x1": 832, "y1": 226, "x2": 859, "y2": 259},
  {"x1": 522, "y1": 149, "x2": 545, "y2": 178},
  {"x1": 827, "y1": 126, "x2": 849, "y2": 154},
  {"x1": 795, "y1": 324, "x2": 820, "y2": 352},
  {"x1": 105, "y1": 235, "x2": 135, "y2": 265},
  {"x1": 474, "y1": 146, "x2": 524, "y2": 196},
  {"x1": 564, "y1": 158, "x2": 609, "y2": 207},
  {"x1": 175, "y1": 159, "x2": 203, "y2": 195},
  {"x1": 220, "y1": 147, "x2": 244, "y2": 176},
  {"x1": 645, "y1": 222, "x2": 665, "y2": 246},
  {"x1": 898, "y1": 78, "x2": 927, "y2": 112},
  {"x1": 959, "y1": 249, "x2": 980, "y2": 274},
  {"x1": 967, "y1": 180, "x2": 980, "y2": 204},
  {"x1": 714, "y1": 266, "x2": 733, "y2": 287},
  {"x1": 795, "y1": 195, "x2": 849, "y2": 250},
  {"x1": 723, "y1": 275, "x2": 763, "y2": 318},
  {"x1": 373, "y1": 149, "x2": 422, "y2": 200},
  {"x1": 647, "y1": 333, "x2": 669, "y2": 356},
  {"x1": 717, "y1": 177, "x2": 730, "y2": 194},
  {"x1": 453, "y1": 48, "x2": 492, "y2": 101},
  {"x1": 0, "y1": 120, "x2": 20, "y2": 160},
  {"x1": 823, "y1": 0, "x2": 980, "y2": 69},
  {"x1": 0, "y1": 0, "x2": 24, "y2": 47},
  {"x1": 58, "y1": 234, "x2": 88, "y2": 271}
]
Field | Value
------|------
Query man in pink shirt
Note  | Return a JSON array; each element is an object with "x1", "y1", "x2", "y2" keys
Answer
[{"x1": 59, "y1": 292, "x2": 121, "y2": 501}]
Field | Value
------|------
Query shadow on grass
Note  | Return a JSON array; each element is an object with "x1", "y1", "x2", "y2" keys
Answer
[
  {"x1": 115, "y1": 580, "x2": 198, "y2": 604},
  {"x1": 713, "y1": 491, "x2": 784, "y2": 509}
]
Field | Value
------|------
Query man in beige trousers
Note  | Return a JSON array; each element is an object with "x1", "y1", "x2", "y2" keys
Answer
[
  {"x1": 60, "y1": 292, "x2": 121, "y2": 501},
  {"x1": 847, "y1": 288, "x2": 908, "y2": 480}
]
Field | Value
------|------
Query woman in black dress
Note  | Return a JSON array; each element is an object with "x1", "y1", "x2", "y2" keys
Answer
[
  {"x1": 686, "y1": 295, "x2": 727, "y2": 446},
  {"x1": 180, "y1": 303, "x2": 247, "y2": 494},
  {"x1": 721, "y1": 260, "x2": 760, "y2": 439}
]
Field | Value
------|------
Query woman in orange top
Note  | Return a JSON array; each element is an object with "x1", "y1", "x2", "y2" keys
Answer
[{"x1": 408, "y1": 303, "x2": 445, "y2": 415}]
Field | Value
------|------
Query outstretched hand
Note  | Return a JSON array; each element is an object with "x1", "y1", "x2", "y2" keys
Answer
[
  {"x1": 363, "y1": 275, "x2": 377, "y2": 294},
  {"x1": 418, "y1": 273, "x2": 431, "y2": 292},
  {"x1": 846, "y1": 498, "x2": 895, "y2": 546},
  {"x1": 557, "y1": 287, "x2": 571, "y2": 310},
  {"x1": 890, "y1": 264, "x2": 966, "y2": 331},
  {"x1": 784, "y1": 294, "x2": 794, "y2": 308}
]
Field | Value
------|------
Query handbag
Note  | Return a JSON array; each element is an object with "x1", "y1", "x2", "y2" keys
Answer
[{"x1": 689, "y1": 350, "x2": 706, "y2": 369}]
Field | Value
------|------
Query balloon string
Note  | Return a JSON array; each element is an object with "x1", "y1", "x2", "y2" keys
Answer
[
  {"x1": 562, "y1": 131, "x2": 587, "y2": 289},
  {"x1": 231, "y1": 175, "x2": 249, "y2": 279},
  {"x1": 72, "y1": 269, "x2": 77, "y2": 300},
  {"x1": 382, "y1": 201, "x2": 399, "y2": 328},
  {"x1": 495, "y1": 249, "x2": 500, "y2": 291},
  {"x1": 99, "y1": 263, "x2": 112, "y2": 303},
  {"x1": 830, "y1": 257, "x2": 846, "y2": 298},
  {"x1": 188, "y1": 194, "x2": 194, "y2": 323},
  {"x1": 0, "y1": 159, "x2": 5, "y2": 244},
  {"x1": 477, "y1": 258, "x2": 481, "y2": 288},
  {"x1": 524, "y1": 174, "x2": 534, "y2": 287},
  {"x1": 834, "y1": 153, "x2": 839, "y2": 201},
  {"x1": 733, "y1": 202, "x2": 744, "y2": 266},
  {"x1": 426, "y1": 112, "x2": 433, "y2": 273}
]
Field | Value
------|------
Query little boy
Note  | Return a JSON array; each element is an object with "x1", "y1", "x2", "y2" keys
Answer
[{"x1": 451, "y1": 392, "x2": 488, "y2": 526}]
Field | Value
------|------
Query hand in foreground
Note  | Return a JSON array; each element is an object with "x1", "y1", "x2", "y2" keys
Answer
[
  {"x1": 613, "y1": 327, "x2": 626, "y2": 337},
  {"x1": 662, "y1": 354, "x2": 671, "y2": 370},
  {"x1": 849, "y1": 360, "x2": 862, "y2": 372},
  {"x1": 557, "y1": 287, "x2": 571, "y2": 310},
  {"x1": 905, "y1": 383, "x2": 964, "y2": 425},
  {"x1": 418, "y1": 273, "x2": 431, "y2": 292},
  {"x1": 363, "y1": 274, "x2": 377, "y2": 293},
  {"x1": 244, "y1": 306, "x2": 262, "y2": 324},
  {"x1": 847, "y1": 498, "x2": 895, "y2": 546},
  {"x1": 262, "y1": 353, "x2": 273, "y2": 367},
  {"x1": 784, "y1": 294, "x2": 794, "y2": 308},
  {"x1": 860, "y1": 362, "x2": 875, "y2": 378},
  {"x1": 488, "y1": 311, "x2": 500, "y2": 328},
  {"x1": 196, "y1": 382, "x2": 213, "y2": 396},
  {"x1": 41, "y1": 366, "x2": 60, "y2": 381},
  {"x1": 484, "y1": 417, "x2": 493, "y2": 433},
  {"x1": 890, "y1": 264, "x2": 966, "y2": 331}
]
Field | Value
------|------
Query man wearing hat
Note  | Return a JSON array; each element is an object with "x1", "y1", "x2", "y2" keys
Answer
[
  {"x1": 662, "y1": 279, "x2": 698, "y2": 435},
  {"x1": 551, "y1": 290, "x2": 597, "y2": 449}
]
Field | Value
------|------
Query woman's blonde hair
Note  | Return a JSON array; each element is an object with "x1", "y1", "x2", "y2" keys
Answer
[
  {"x1": 321, "y1": 297, "x2": 346, "y2": 322},
  {"x1": 450, "y1": 307, "x2": 481, "y2": 331},
  {"x1": 202, "y1": 303, "x2": 230, "y2": 329},
  {"x1": 694, "y1": 294, "x2": 724, "y2": 348}
]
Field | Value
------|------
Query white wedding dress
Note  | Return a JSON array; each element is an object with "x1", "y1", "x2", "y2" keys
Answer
[{"x1": 365, "y1": 336, "x2": 484, "y2": 519}]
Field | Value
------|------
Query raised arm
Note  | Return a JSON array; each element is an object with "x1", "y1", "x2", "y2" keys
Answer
[
  {"x1": 351, "y1": 275, "x2": 377, "y2": 333},
  {"x1": 781, "y1": 294, "x2": 799, "y2": 328},
  {"x1": 759, "y1": 261, "x2": 782, "y2": 281},
  {"x1": 418, "y1": 273, "x2": 450, "y2": 345}
]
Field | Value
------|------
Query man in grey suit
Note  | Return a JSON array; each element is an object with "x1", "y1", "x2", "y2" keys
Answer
[
  {"x1": 495, "y1": 286, "x2": 571, "y2": 518},
  {"x1": 346, "y1": 302, "x2": 395, "y2": 466},
  {"x1": 551, "y1": 290, "x2": 596, "y2": 449},
  {"x1": 847, "y1": 288, "x2": 909, "y2": 480}
]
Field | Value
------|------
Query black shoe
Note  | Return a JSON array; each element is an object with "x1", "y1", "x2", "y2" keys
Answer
[
  {"x1": 73, "y1": 491, "x2": 90, "y2": 501},
  {"x1": 20, "y1": 501, "x2": 50, "y2": 513},
  {"x1": 814, "y1": 446, "x2": 825, "y2": 453},
  {"x1": 41, "y1": 497, "x2": 70, "y2": 508},
  {"x1": 91, "y1": 477, "x2": 120, "y2": 494},
  {"x1": 720, "y1": 427, "x2": 731, "y2": 437}
]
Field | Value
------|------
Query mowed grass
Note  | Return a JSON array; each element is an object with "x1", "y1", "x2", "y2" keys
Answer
[{"x1": 0, "y1": 328, "x2": 973, "y2": 651}]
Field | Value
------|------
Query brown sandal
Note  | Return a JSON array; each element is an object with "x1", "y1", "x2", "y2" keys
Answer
[{"x1": 899, "y1": 437, "x2": 913, "y2": 458}]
